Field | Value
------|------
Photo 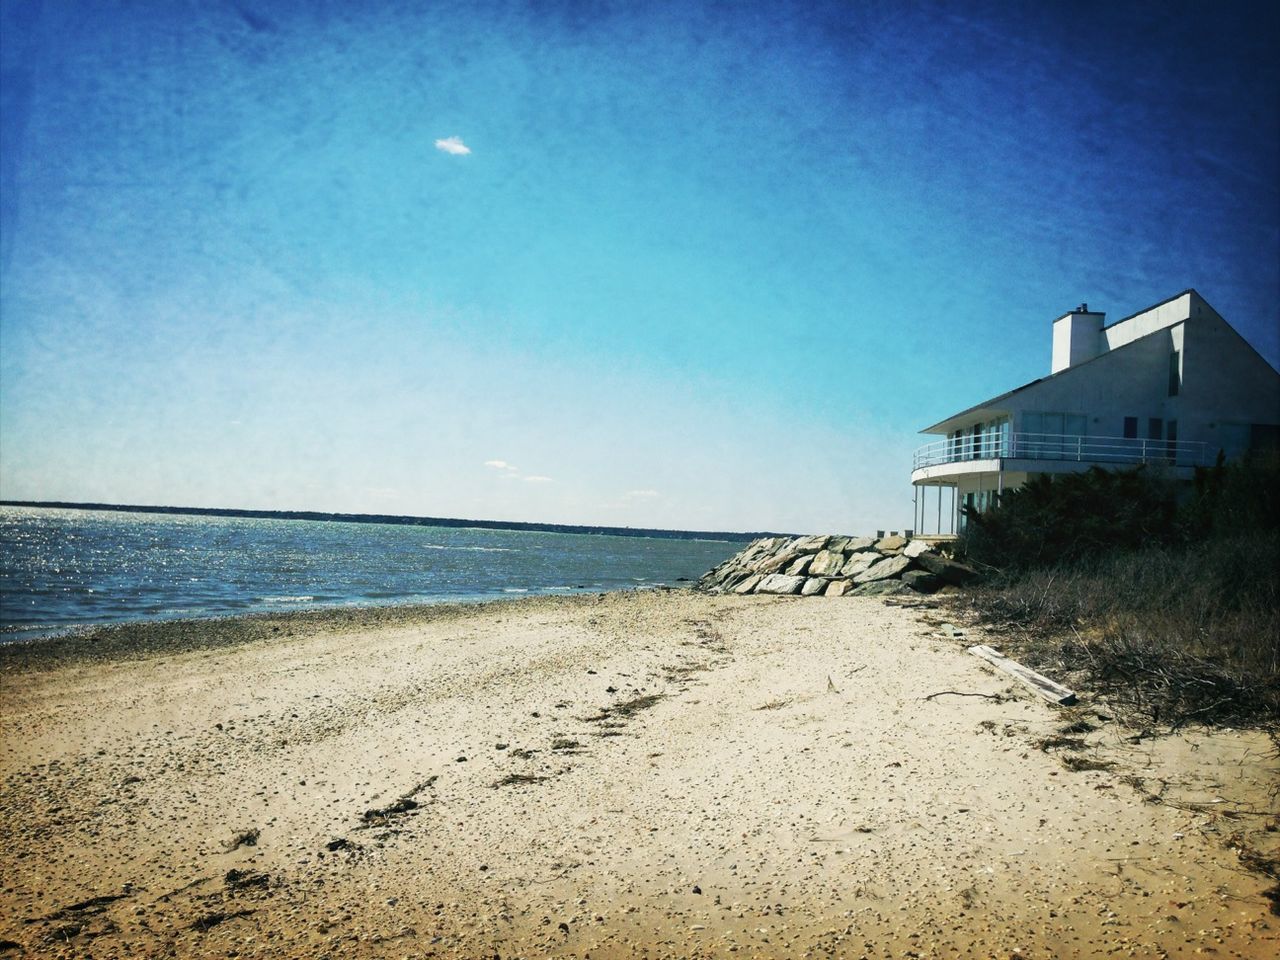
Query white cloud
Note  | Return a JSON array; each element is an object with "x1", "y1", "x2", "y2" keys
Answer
[
  {"x1": 435, "y1": 136, "x2": 471, "y2": 156},
  {"x1": 523, "y1": 475, "x2": 553, "y2": 483},
  {"x1": 484, "y1": 460, "x2": 517, "y2": 471},
  {"x1": 624, "y1": 489, "x2": 660, "y2": 499}
]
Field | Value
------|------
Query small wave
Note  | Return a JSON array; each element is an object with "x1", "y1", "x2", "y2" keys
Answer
[
  {"x1": 502, "y1": 588, "x2": 528, "y2": 593},
  {"x1": 259, "y1": 595, "x2": 316, "y2": 603},
  {"x1": 422, "y1": 544, "x2": 518, "y2": 553}
]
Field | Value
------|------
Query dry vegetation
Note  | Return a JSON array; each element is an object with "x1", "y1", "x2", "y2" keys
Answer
[{"x1": 959, "y1": 457, "x2": 1280, "y2": 733}]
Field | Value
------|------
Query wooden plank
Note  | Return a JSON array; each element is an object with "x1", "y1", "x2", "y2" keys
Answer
[{"x1": 967, "y1": 644, "x2": 1077, "y2": 706}]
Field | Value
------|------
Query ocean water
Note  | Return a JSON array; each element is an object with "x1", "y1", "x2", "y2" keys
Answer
[{"x1": 0, "y1": 507, "x2": 740, "y2": 639}]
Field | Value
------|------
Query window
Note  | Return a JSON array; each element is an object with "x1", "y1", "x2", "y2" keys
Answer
[
  {"x1": 1168, "y1": 350, "x2": 1181, "y2": 396},
  {"x1": 1123, "y1": 417, "x2": 1137, "y2": 439},
  {"x1": 1148, "y1": 417, "x2": 1163, "y2": 440}
]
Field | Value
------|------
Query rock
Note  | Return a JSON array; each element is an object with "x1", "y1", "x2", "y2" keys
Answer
[
  {"x1": 839, "y1": 552, "x2": 880, "y2": 577},
  {"x1": 903, "y1": 539, "x2": 934, "y2": 559},
  {"x1": 914, "y1": 552, "x2": 981, "y2": 585},
  {"x1": 695, "y1": 534, "x2": 977, "y2": 598},
  {"x1": 756, "y1": 574, "x2": 806, "y2": 595},
  {"x1": 850, "y1": 579, "x2": 910, "y2": 596},
  {"x1": 791, "y1": 534, "x2": 831, "y2": 553},
  {"x1": 785, "y1": 555, "x2": 814, "y2": 576},
  {"x1": 807, "y1": 549, "x2": 845, "y2": 577},
  {"x1": 754, "y1": 551, "x2": 800, "y2": 575},
  {"x1": 853, "y1": 554, "x2": 913, "y2": 584},
  {"x1": 901, "y1": 569, "x2": 942, "y2": 593}
]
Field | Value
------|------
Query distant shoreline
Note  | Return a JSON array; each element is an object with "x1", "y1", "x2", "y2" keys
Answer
[{"x1": 0, "y1": 500, "x2": 790, "y2": 543}]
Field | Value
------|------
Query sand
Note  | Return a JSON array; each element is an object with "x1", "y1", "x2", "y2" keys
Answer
[{"x1": 0, "y1": 590, "x2": 1275, "y2": 959}]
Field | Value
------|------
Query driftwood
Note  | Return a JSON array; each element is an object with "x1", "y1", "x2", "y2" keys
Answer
[{"x1": 968, "y1": 644, "x2": 1077, "y2": 705}]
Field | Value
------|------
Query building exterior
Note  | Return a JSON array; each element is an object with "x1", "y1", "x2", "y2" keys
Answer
[{"x1": 911, "y1": 290, "x2": 1280, "y2": 536}]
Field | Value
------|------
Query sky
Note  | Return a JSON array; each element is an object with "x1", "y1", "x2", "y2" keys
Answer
[{"x1": 1, "y1": 0, "x2": 1277, "y2": 534}]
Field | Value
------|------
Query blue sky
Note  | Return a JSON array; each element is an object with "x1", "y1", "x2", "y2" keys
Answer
[{"x1": 2, "y1": 0, "x2": 1277, "y2": 533}]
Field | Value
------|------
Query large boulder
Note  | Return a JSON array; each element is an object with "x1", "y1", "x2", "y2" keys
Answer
[
  {"x1": 853, "y1": 554, "x2": 913, "y2": 584},
  {"x1": 845, "y1": 536, "x2": 876, "y2": 553},
  {"x1": 756, "y1": 574, "x2": 806, "y2": 595},
  {"x1": 851, "y1": 579, "x2": 910, "y2": 596},
  {"x1": 800, "y1": 577, "x2": 828, "y2": 596},
  {"x1": 840, "y1": 552, "x2": 880, "y2": 577},
  {"x1": 903, "y1": 539, "x2": 933, "y2": 559},
  {"x1": 875, "y1": 534, "x2": 907, "y2": 552},
  {"x1": 714, "y1": 572, "x2": 749, "y2": 593},
  {"x1": 826, "y1": 536, "x2": 852, "y2": 553},
  {"x1": 808, "y1": 549, "x2": 845, "y2": 577},
  {"x1": 733, "y1": 573, "x2": 765, "y2": 594},
  {"x1": 785, "y1": 555, "x2": 814, "y2": 576},
  {"x1": 824, "y1": 579, "x2": 853, "y2": 597},
  {"x1": 755, "y1": 551, "x2": 800, "y2": 575},
  {"x1": 914, "y1": 552, "x2": 981, "y2": 585},
  {"x1": 791, "y1": 534, "x2": 831, "y2": 554},
  {"x1": 901, "y1": 569, "x2": 942, "y2": 593}
]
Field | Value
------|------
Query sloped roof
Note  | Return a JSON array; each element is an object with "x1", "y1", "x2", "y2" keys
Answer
[{"x1": 919, "y1": 374, "x2": 1047, "y2": 434}]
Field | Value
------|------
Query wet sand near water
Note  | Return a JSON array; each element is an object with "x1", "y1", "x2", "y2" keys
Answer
[{"x1": 0, "y1": 590, "x2": 1275, "y2": 958}]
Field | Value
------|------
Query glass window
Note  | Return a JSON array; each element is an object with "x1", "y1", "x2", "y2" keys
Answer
[
  {"x1": 1168, "y1": 350, "x2": 1181, "y2": 396},
  {"x1": 1123, "y1": 417, "x2": 1137, "y2": 439}
]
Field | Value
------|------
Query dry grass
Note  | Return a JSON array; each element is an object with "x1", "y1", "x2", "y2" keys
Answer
[{"x1": 964, "y1": 533, "x2": 1279, "y2": 731}]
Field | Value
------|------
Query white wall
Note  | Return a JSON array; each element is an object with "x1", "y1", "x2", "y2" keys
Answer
[
  {"x1": 1102, "y1": 291, "x2": 1195, "y2": 351},
  {"x1": 1178, "y1": 307, "x2": 1280, "y2": 456},
  {"x1": 1010, "y1": 326, "x2": 1178, "y2": 437}
]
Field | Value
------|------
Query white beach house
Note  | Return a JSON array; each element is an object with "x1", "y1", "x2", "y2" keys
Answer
[{"x1": 911, "y1": 289, "x2": 1280, "y2": 536}]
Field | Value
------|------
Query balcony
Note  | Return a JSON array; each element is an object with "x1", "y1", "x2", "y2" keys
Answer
[{"x1": 912, "y1": 432, "x2": 1211, "y2": 474}]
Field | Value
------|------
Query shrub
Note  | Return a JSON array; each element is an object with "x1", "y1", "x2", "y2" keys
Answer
[
  {"x1": 960, "y1": 466, "x2": 1179, "y2": 571},
  {"x1": 959, "y1": 457, "x2": 1280, "y2": 730}
]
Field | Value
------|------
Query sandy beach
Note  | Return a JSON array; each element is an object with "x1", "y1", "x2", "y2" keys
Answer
[{"x1": 0, "y1": 590, "x2": 1275, "y2": 959}]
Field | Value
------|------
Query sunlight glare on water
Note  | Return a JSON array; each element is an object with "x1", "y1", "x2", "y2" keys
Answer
[{"x1": 0, "y1": 507, "x2": 738, "y2": 639}]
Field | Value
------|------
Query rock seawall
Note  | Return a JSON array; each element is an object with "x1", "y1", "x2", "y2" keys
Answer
[{"x1": 697, "y1": 534, "x2": 979, "y2": 597}]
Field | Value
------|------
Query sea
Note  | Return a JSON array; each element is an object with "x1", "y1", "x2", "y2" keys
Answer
[{"x1": 0, "y1": 506, "x2": 741, "y2": 641}]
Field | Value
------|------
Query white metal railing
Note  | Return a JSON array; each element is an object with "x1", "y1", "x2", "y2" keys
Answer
[{"x1": 912, "y1": 432, "x2": 1211, "y2": 471}]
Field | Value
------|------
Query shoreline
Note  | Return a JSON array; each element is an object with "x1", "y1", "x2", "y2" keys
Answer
[
  {"x1": 1, "y1": 590, "x2": 1275, "y2": 958},
  {"x1": 0, "y1": 588, "x2": 679, "y2": 671}
]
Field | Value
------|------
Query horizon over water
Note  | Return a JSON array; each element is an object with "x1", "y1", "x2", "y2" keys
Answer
[{"x1": 0, "y1": 506, "x2": 740, "y2": 641}]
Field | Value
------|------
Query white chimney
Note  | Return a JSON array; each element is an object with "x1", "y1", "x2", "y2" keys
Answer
[{"x1": 1051, "y1": 303, "x2": 1105, "y2": 373}]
